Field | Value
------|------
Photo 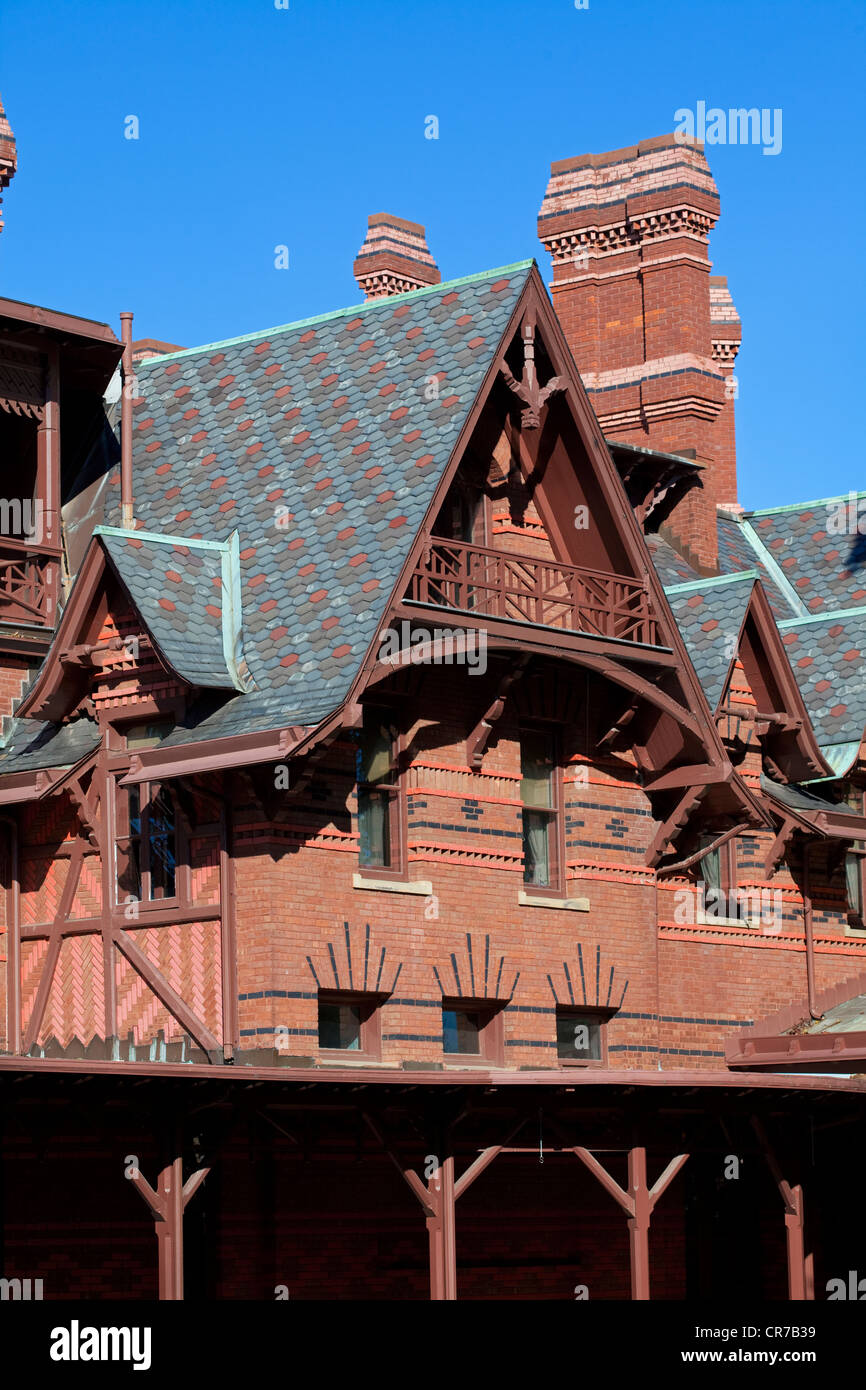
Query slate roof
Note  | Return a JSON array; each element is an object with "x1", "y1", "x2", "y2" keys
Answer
[
  {"x1": 0, "y1": 714, "x2": 100, "y2": 774},
  {"x1": 663, "y1": 572, "x2": 758, "y2": 711},
  {"x1": 645, "y1": 532, "x2": 700, "y2": 587},
  {"x1": 717, "y1": 513, "x2": 794, "y2": 619},
  {"x1": 99, "y1": 529, "x2": 247, "y2": 692},
  {"x1": 30, "y1": 262, "x2": 531, "y2": 754},
  {"x1": 746, "y1": 494, "x2": 866, "y2": 616},
  {"x1": 778, "y1": 607, "x2": 866, "y2": 755}
]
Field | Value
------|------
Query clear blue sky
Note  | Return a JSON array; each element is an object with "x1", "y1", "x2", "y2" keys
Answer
[{"x1": 1, "y1": 0, "x2": 863, "y2": 509}]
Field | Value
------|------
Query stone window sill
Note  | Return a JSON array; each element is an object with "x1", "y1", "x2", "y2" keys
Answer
[
  {"x1": 353, "y1": 873, "x2": 433, "y2": 896},
  {"x1": 518, "y1": 891, "x2": 590, "y2": 911}
]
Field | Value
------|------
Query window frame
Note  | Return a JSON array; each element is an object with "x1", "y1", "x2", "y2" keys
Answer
[
  {"x1": 555, "y1": 1005, "x2": 612, "y2": 1068},
  {"x1": 316, "y1": 990, "x2": 382, "y2": 1061},
  {"x1": 109, "y1": 717, "x2": 189, "y2": 914},
  {"x1": 519, "y1": 725, "x2": 565, "y2": 898},
  {"x1": 355, "y1": 707, "x2": 407, "y2": 881},
  {"x1": 441, "y1": 997, "x2": 504, "y2": 1065}
]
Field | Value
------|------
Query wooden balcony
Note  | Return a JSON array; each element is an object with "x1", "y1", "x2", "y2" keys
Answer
[
  {"x1": 407, "y1": 537, "x2": 658, "y2": 646},
  {"x1": 0, "y1": 538, "x2": 56, "y2": 626}
]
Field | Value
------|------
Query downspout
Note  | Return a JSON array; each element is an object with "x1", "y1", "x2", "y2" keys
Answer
[
  {"x1": 802, "y1": 842, "x2": 821, "y2": 1021},
  {"x1": 0, "y1": 814, "x2": 20, "y2": 1053},
  {"x1": 120, "y1": 311, "x2": 135, "y2": 528}
]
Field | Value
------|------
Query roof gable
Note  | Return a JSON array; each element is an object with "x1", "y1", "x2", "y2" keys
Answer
[{"x1": 98, "y1": 262, "x2": 533, "y2": 744}]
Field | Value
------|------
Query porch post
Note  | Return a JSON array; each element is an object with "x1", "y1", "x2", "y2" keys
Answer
[
  {"x1": 751, "y1": 1117, "x2": 812, "y2": 1301},
  {"x1": 627, "y1": 1146, "x2": 651, "y2": 1301},
  {"x1": 128, "y1": 1131, "x2": 209, "y2": 1301},
  {"x1": 575, "y1": 1144, "x2": 688, "y2": 1301},
  {"x1": 440, "y1": 1155, "x2": 457, "y2": 1301}
]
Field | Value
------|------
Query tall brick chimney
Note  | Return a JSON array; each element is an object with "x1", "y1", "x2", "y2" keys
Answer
[
  {"x1": 0, "y1": 91, "x2": 17, "y2": 236},
  {"x1": 538, "y1": 134, "x2": 739, "y2": 573},
  {"x1": 353, "y1": 214, "x2": 440, "y2": 300}
]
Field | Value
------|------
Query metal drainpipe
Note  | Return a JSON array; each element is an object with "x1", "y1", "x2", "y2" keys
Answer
[
  {"x1": 0, "y1": 815, "x2": 20, "y2": 1053},
  {"x1": 802, "y1": 842, "x2": 821, "y2": 1021},
  {"x1": 120, "y1": 311, "x2": 135, "y2": 528}
]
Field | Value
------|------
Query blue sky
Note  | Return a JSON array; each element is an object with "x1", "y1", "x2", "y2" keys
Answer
[{"x1": 1, "y1": 0, "x2": 863, "y2": 509}]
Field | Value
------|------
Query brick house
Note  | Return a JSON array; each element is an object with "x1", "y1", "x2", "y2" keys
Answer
[{"x1": 0, "y1": 97, "x2": 864, "y2": 1301}]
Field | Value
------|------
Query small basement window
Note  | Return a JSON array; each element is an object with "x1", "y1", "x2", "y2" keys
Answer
[
  {"x1": 442, "y1": 1000, "x2": 503, "y2": 1063},
  {"x1": 317, "y1": 993, "x2": 381, "y2": 1058},
  {"x1": 555, "y1": 1008, "x2": 610, "y2": 1065}
]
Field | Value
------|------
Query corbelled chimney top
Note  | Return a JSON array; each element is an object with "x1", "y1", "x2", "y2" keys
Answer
[
  {"x1": 353, "y1": 213, "x2": 440, "y2": 301},
  {"x1": 0, "y1": 91, "x2": 18, "y2": 236}
]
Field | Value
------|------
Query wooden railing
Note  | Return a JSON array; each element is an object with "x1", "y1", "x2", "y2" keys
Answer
[
  {"x1": 0, "y1": 538, "x2": 54, "y2": 625},
  {"x1": 407, "y1": 537, "x2": 658, "y2": 646}
]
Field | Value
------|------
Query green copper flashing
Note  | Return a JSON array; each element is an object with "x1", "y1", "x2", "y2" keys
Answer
[
  {"x1": 779, "y1": 603, "x2": 866, "y2": 629},
  {"x1": 134, "y1": 261, "x2": 536, "y2": 366},
  {"x1": 745, "y1": 490, "x2": 866, "y2": 518},
  {"x1": 94, "y1": 525, "x2": 227, "y2": 553},
  {"x1": 664, "y1": 569, "x2": 759, "y2": 595},
  {"x1": 734, "y1": 517, "x2": 810, "y2": 619}
]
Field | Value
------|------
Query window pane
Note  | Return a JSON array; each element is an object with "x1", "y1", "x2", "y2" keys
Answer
[
  {"x1": 556, "y1": 1012, "x2": 602, "y2": 1061},
  {"x1": 442, "y1": 1008, "x2": 481, "y2": 1054},
  {"x1": 125, "y1": 720, "x2": 173, "y2": 751},
  {"x1": 358, "y1": 789, "x2": 390, "y2": 868},
  {"x1": 521, "y1": 734, "x2": 553, "y2": 808},
  {"x1": 116, "y1": 785, "x2": 141, "y2": 900},
  {"x1": 846, "y1": 852, "x2": 863, "y2": 916},
  {"x1": 147, "y1": 785, "x2": 176, "y2": 900},
  {"x1": 359, "y1": 718, "x2": 393, "y2": 785},
  {"x1": 318, "y1": 1001, "x2": 361, "y2": 1050},
  {"x1": 522, "y1": 810, "x2": 551, "y2": 887},
  {"x1": 116, "y1": 837, "x2": 141, "y2": 901}
]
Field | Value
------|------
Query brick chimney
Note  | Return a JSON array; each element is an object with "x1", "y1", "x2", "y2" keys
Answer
[
  {"x1": 708, "y1": 277, "x2": 741, "y2": 508},
  {"x1": 0, "y1": 91, "x2": 17, "y2": 236},
  {"x1": 538, "y1": 134, "x2": 739, "y2": 573},
  {"x1": 353, "y1": 214, "x2": 440, "y2": 300}
]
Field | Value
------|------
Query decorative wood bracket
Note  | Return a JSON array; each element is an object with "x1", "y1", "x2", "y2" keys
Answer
[
  {"x1": 645, "y1": 787, "x2": 704, "y2": 867},
  {"x1": 500, "y1": 320, "x2": 564, "y2": 428},
  {"x1": 466, "y1": 656, "x2": 530, "y2": 769},
  {"x1": 764, "y1": 815, "x2": 798, "y2": 879}
]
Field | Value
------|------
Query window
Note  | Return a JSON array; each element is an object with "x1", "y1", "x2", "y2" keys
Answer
[
  {"x1": 521, "y1": 730, "x2": 562, "y2": 893},
  {"x1": 356, "y1": 709, "x2": 404, "y2": 875},
  {"x1": 556, "y1": 1008, "x2": 610, "y2": 1066},
  {"x1": 846, "y1": 848, "x2": 865, "y2": 923},
  {"x1": 699, "y1": 835, "x2": 745, "y2": 920},
  {"x1": 115, "y1": 780, "x2": 177, "y2": 903},
  {"x1": 317, "y1": 993, "x2": 381, "y2": 1058},
  {"x1": 441, "y1": 999, "x2": 503, "y2": 1063}
]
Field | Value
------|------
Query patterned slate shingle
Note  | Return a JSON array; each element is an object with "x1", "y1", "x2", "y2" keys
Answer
[
  {"x1": 88, "y1": 262, "x2": 532, "y2": 747},
  {"x1": 645, "y1": 532, "x2": 700, "y2": 587},
  {"x1": 717, "y1": 514, "x2": 794, "y2": 619},
  {"x1": 100, "y1": 532, "x2": 246, "y2": 691},
  {"x1": 664, "y1": 574, "x2": 757, "y2": 711},
  {"x1": 0, "y1": 715, "x2": 100, "y2": 775},
  {"x1": 778, "y1": 608, "x2": 866, "y2": 751},
  {"x1": 745, "y1": 495, "x2": 866, "y2": 616}
]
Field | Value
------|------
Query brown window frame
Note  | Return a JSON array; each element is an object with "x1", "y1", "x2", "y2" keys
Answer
[
  {"x1": 555, "y1": 1005, "x2": 613, "y2": 1068},
  {"x1": 316, "y1": 990, "x2": 382, "y2": 1061},
  {"x1": 520, "y1": 725, "x2": 565, "y2": 898},
  {"x1": 109, "y1": 717, "x2": 189, "y2": 914},
  {"x1": 355, "y1": 707, "x2": 407, "y2": 881},
  {"x1": 441, "y1": 998, "x2": 504, "y2": 1065}
]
